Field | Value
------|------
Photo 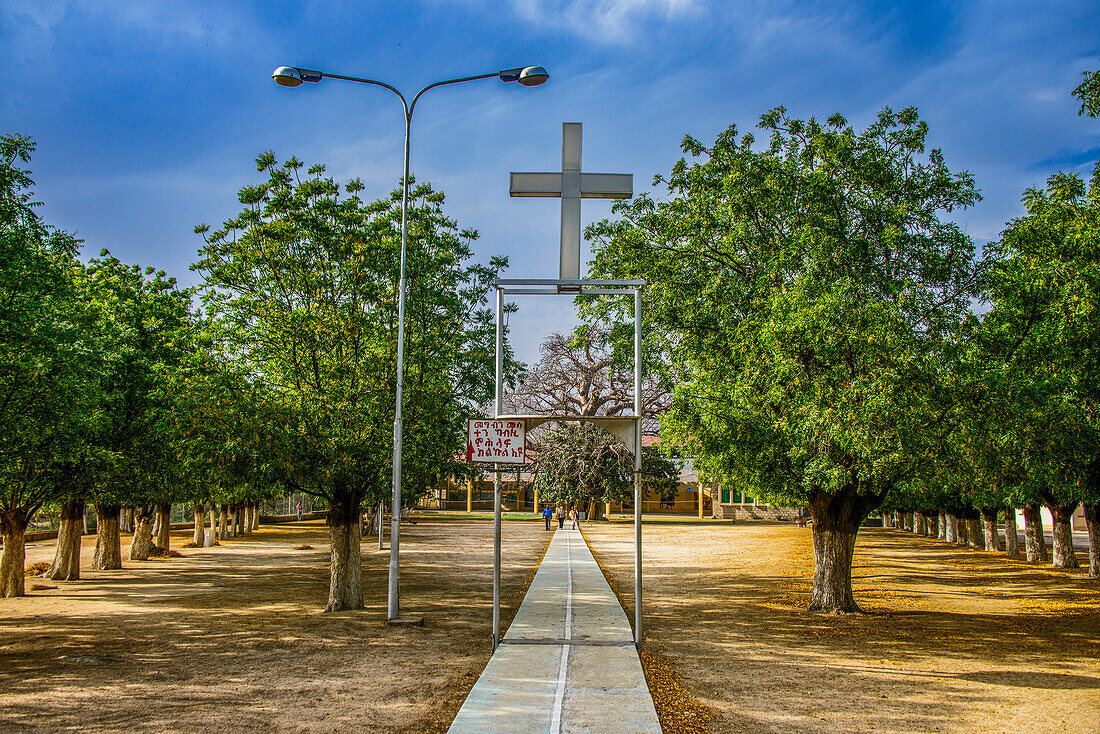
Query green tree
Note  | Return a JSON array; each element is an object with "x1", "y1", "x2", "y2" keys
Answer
[
  {"x1": 981, "y1": 169, "x2": 1100, "y2": 573},
  {"x1": 0, "y1": 135, "x2": 89, "y2": 596},
  {"x1": 73, "y1": 253, "x2": 196, "y2": 565},
  {"x1": 195, "y1": 154, "x2": 508, "y2": 611},
  {"x1": 588, "y1": 108, "x2": 982, "y2": 612}
]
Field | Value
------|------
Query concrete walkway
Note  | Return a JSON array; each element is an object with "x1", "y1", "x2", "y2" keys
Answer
[{"x1": 448, "y1": 527, "x2": 661, "y2": 734}]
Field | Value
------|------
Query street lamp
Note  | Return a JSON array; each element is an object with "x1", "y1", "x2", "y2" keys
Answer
[{"x1": 272, "y1": 63, "x2": 549, "y2": 622}]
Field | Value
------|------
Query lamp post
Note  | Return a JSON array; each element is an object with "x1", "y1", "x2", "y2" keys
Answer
[{"x1": 272, "y1": 63, "x2": 549, "y2": 621}]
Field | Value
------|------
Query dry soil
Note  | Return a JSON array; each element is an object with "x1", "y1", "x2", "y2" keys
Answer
[
  {"x1": 583, "y1": 520, "x2": 1100, "y2": 734},
  {"x1": 1, "y1": 518, "x2": 551, "y2": 733}
]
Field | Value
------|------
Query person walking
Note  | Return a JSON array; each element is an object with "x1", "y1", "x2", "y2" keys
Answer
[
  {"x1": 296, "y1": 501, "x2": 302, "y2": 521},
  {"x1": 569, "y1": 508, "x2": 578, "y2": 530},
  {"x1": 542, "y1": 505, "x2": 553, "y2": 531},
  {"x1": 556, "y1": 505, "x2": 565, "y2": 530}
]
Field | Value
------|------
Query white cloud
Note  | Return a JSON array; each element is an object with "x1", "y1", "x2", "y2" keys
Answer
[{"x1": 509, "y1": 0, "x2": 700, "y2": 44}]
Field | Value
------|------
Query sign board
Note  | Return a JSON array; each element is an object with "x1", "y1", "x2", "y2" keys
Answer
[{"x1": 467, "y1": 419, "x2": 526, "y2": 464}]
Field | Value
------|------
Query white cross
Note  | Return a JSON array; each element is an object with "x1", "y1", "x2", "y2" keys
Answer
[{"x1": 510, "y1": 123, "x2": 633, "y2": 280}]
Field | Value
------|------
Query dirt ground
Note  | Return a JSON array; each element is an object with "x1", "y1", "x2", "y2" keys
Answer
[
  {"x1": 583, "y1": 521, "x2": 1100, "y2": 734},
  {"x1": 0, "y1": 518, "x2": 551, "y2": 733}
]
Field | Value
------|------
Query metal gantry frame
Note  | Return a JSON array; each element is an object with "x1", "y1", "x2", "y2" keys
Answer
[{"x1": 491, "y1": 278, "x2": 645, "y2": 650}]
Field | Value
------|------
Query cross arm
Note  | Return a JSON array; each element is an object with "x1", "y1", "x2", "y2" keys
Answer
[
  {"x1": 510, "y1": 172, "x2": 562, "y2": 197},
  {"x1": 580, "y1": 173, "x2": 632, "y2": 199},
  {"x1": 509, "y1": 172, "x2": 633, "y2": 198}
]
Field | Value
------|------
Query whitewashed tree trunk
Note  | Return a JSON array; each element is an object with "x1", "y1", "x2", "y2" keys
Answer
[
  {"x1": 956, "y1": 515, "x2": 968, "y2": 546},
  {"x1": 1005, "y1": 507, "x2": 1020, "y2": 557},
  {"x1": 325, "y1": 494, "x2": 364, "y2": 612},
  {"x1": 251, "y1": 502, "x2": 260, "y2": 531},
  {"x1": 155, "y1": 503, "x2": 172, "y2": 550},
  {"x1": 1023, "y1": 505, "x2": 1048, "y2": 563},
  {"x1": 1046, "y1": 502, "x2": 1079, "y2": 569},
  {"x1": 92, "y1": 505, "x2": 122, "y2": 570},
  {"x1": 47, "y1": 499, "x2": 84, "y2": 581},
  {"x1": 218, "y1": 504, "x2": 228, "y2": 540},
  {"x1": 938, "y1": 510, "x2": 947, "y2": 540},
  {"x1": 966, "y1": 516, "x2": 982, "y2": 549},
  {"x1": 130, "y1": 507, "x2": 155, "y2": 561},
  {"x1": 946, "y1": 513, "x2": 958, "y2": 543},
  {"x1": 193, "y1": 504, "x2": 205, "y2": 546},
  {"x1": 1084, "y1": 502, "x2": 1099, "y2": 578},
  {"x1": 980, "y1": 508, "x2": 999, "y2": 551},
  {"x1": 0, "y1": 509, "x2": 29, "y2": 597}
]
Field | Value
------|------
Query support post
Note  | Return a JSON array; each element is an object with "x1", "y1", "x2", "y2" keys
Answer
[
  {"x1": 634, "y1": 287, "x2": 643, "y2": 648},
  {"x1": 466, "y1": 477, "x2": 473, "y2": 513},
  {"x1": 492, "y1": 286, "x2": 504, "y2": 651},
  {"x1": 377, "y1": 503, "x2": 383, "y2": 550},
  {"x1": 493, "y1": 467, "x2": 501, "y2": 650}
]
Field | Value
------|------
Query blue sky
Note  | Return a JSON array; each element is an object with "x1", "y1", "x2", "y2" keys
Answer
[{"x1": 3, "y1": 1, "x2": 1098, "y2": 363}]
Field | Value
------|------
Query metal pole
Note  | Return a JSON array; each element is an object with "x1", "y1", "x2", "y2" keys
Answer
[
  {"x1": 634, "y1": 287, "x2": 643, "y2": 648},
  {"x1": 378, "y1": 502, "x2": 383, "y2": 550},
  {"x1": 492, "y1": 287, "x2": 504, "y2": 650},
  {"x1": 493, "y1": 467, "x2": 502, "y2": 650},
  {"x1": 387, "y1": 108, "x2": 413, "y2": 621}
]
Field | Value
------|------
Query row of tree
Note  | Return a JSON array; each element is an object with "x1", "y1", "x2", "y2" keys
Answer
[
  {"x1": 0, "y1": 140, "x2": 514, "y2": 609},
  {"x1": 584, "y1": 73, "x2": 1100, "y2": 611}
]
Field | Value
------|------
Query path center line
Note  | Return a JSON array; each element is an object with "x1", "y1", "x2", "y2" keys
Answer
[
  {"x1": 549, "y1": 643, "x2": 569, "y2": 734},
  {"x1": 550, "y1": 530, "x2": 574, "y2": 734},
  {"x1": 565, "y1": 532, "x2": 573, "y2": 641}
]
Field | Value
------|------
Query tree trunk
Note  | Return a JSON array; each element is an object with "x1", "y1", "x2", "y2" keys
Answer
[
  {"x1": 1084, "y1": 502, "x2": 1100, "y2": 578},
  {"x1": 251, "y1": 501, "x2": 260, "y2": 531},
  {"x1": 924, "y1": 513, "x2": 937, "y2": 538},
  {"x1": 892, "y1": 510, "x2": 900, "y2": 529},
  {"x1": 155, "y1": 503, "x2": 172, "y2": 550},
  {"x1": 92, "y1": 504, "x2": 122, "y2": 570},
  {"x1": 325, "y1": 493, "x2": 364, "y2": 612},
  {"x1": 120, "y1": 506, "x2": 134, "y2": 533},
  {"x1": 980, "y1": 508, "x2": 999, "y2": 551},
  {"x1": 915, "y1": 513, "x2": 926, "y2": 535},
  {"x1": 945, "y1": 513, "x2": 958, "y2": 543},
  {"x1": 151, "y1": 511, "x2": 161, "y2": 542},
  {"x1": 1005, "y1": 507, "x2": 1020, "y2": 557},
  {"x1": 209, "y1": 506, "x2": 216, "y2": 538},
  {"x1": 965, "y1": 515, "x2": 982, "y2": 549},
  {"x1": 0, "y1": 509, "x2": 29, "y2": 597},
  {"x1": 193, "y1": 504, "x2": 205, "y2": 546},
  {"x1": 1046, "y1": 501, "x2": 1079, "y2": 569},
  {"x1": 46, "y1": 499, "x2": 84, "y2": 581},
  {"x1": 130, "y1": 507, "x2": 155, "y2": 560},
  {"x1": 229, "y1": 504, "x2": 239, "y2": 537},
  {"x1": 938, "y1": 510, "x2": 947, "y2": 540},
  {"x1": 1023, "y1": 505, "x2": 1048, "y2": 563},
  {"x1": 218, "y1": 504, "x2": 228, "y2": 540},
  {"x1": 807, "y1": 485, "x2": 877, "y2": 613}
]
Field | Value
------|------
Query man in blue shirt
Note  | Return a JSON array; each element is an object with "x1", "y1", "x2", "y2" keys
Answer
[{"x1": 542, "y1": 505, "x2": 554, "y2": 531}]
